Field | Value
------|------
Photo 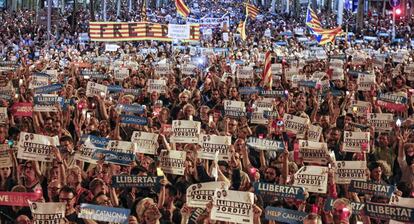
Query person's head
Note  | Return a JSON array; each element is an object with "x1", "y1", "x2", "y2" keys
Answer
[
  {"x1": 89, "y1": 178, "x2": 107, "y2": 196},
  {"x1": 58, "y1": 186, "x2": 77, "y2": 212},
  {"x1": 404, "y1": 143, "x2": 414, "y2": 157},
  {"x1": 66, "y1": 166, "x2": 82, "y2": 188},
  {"x1": 0, "y1": 125, "x2": 8, "y2": 142},
  {"x1": 328, "y1": 127, "x2": 341, "y2": 142},
  {"x1": 178, "y1": 92, "x2": 190, "y2": 104},
  {"x1": 264, "y1": 166, "x2": 279, "y2": 183},
  {"x1": 135, "y1": 198, "x2": 161, "y2": 224},
  {"x1": 164, "y1": 184, "x2": 178, "y2": 205},
  {"x1": 60, "y1": 135, "x2": 74, "y2": 153},
  {"x1": 44, "y1": 117, "x2": 54, "y2": 132},
  {"x1": 378, "y1": 133, "x2": 389, "y2": 147},
  {"x1": 52, "y1": 120, "x2": 63, "y2": 135},
  {"x1": 369, "y1": 162, "x2": 383, "y2": 182},
  {"x1": 211, "y1": 89, "x2": 220, "y2": 101},
  {"x1": 23, "y1": 161, "x2": 36, "y2": 181},
  {"x1": 93, "y1": 192, "x2": 112, "y2": 207},
  {"x1": 47, "y1": 180, "x2": 62, "y2": 202},
  {"x1": 0, "y1": 166, "x2": 11, "y2": 180},
  {"x1": 183, "y1": 103, "x2": 195, "y2": 117},
  {"x1": 332, "y1": 198, "x2": 352, "y2": 224},
  {"x1": 15, "y1": 215, "x2": 31, "y2": 224},
  {"x1": 303, "y1": 213, "x2": 322, "y2": 224}
]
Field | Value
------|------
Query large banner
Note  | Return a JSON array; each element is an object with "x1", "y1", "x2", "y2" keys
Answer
[
  {"x1": 186, "y1": 181, "x2": 229, "y2": 208},
  {"x1": 78, "y1": 203, "x2": 130, "y2": 223},
  {"x1": 348, "y1": 180, "x2": 395, "y2": 197},
  {"x1": 324, "y1": 198, "x2": 365, "y2": 215},
  {"x1": 111, "y1": 175, "x2": 161, "y2": 188},
  {"x1": 211, "y1": 190, "x2": 254, "y2": 224},
  {"x1": 17, "y1": 132, "x2": 59, "y2": 162},
  {"x1": 29, "y1": 201, "x2": 66, "y2": 224},
  {"x1": 186, "y1": 17, "x2": 229, "y2": 28},
  {"x1": 364, "y1": 202, "x2": 414, "y2": 222},
  {"x1": 254, "y1": 182, "x2": 305, "y2": 201},
  {"x1": 89, "y1": 22, "x2": 200, "y2": 42},
  {"x1": 264, "y1": 207, "x2": 307, "y2": 224}
]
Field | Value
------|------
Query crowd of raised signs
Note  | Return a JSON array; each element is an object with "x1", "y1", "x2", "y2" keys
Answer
[{"x1": 1, "y1": 1, "x2": 414, "y2": 224}]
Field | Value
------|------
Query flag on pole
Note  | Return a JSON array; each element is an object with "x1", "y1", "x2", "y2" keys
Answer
[
  {"x1": 175, "y1": 0, "x2": 191, "y2": 18},
  {"x1": 246, "y1": 3, "x2": 259, "y2": 19},
  {"x1": 237, "y1": 19, "x2": 247, "y2": 41},
  {"x1": 305, "y1": 5, "x2": 343, "y2": 45},
  {"x1": 262, "y1": 51, "x2": 272, "y2": 89}
]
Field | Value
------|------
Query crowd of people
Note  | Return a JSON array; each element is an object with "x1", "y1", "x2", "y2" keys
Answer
[{"x1": 0, "y1": 1, "x2": 414, "y2": 224}]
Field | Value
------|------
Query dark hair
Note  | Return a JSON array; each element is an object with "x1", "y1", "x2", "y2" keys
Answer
[
  {"x1": 368, "y1": 162, "x2": 382, "y2": 171},
  {"x1": 60, "y1": 135, "x2": 73, "y2": 144},
  {"x1": 59, "y1": 186, "x2": 77, "y2": 197}
]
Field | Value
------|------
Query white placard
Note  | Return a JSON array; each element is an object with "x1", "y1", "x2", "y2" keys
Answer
[
  {"x1": 368, "y1": 113, "x2": 393, "y2": 132},
  {"x1": 283, "y1": 114, "x2": 309, "y2": 139},
  {"x1": 332, "y1": 67, "x2": 344, "y2": 80},
  {"x1": 29, "y1": 75, "x2": 49, "y2": 89},
  {"x1": 0, "y1": 107, "x2": 7, "y2": 124},
  {"x1": 171, "y1": 120, "x2": 201, "y2": 144},
  {"x1": 343, "y1": 131, "x2": 370, "y2": 153},
  {"x1": 147, "y1": 79, "x2": 166, "y2": 94},
  {"x1": 45, "y1": 70, "x2": 58, "y2": 83},
  {"x1": 106, "y1": 140, "x2": 135, "y2": 154},
  {"x1": 271, "y1": 63, "x2": 283, "y2": 75},
  {"x1": 168, "y1": 24, "x2": 190, "y2": 40},
  {"x1": 250, "y1": 112, "x2": 268, "y2": 125},
  {"x1": 74, "y1": 144, "x2": 99, "y2": 164},
  {"x1": 154, "y1": 64, "x2": 171, "y2": 76},
  {"x1": 223, "y1": 32, "x2": 229, "y2": 42},
  {"x1": 347, "y1": 100, "x2": 371, "y2": 116},
  {"x1": 86, "y1": 81, "x2": 108, "y2": 97},
  {"x1": 105, "y1": 44, "x2": 119, "y2": 52},
  {"x1": 181, "y1": 64, "x2": 196, "y2": 75},
  {"x1": 131, "y1": 131, "x2": 159, "y2": 155},
  {"x1": 198, "y1": 135, "x2": 231, "y2": 161},
  {"x1": 357, "y1": 74, "x2": 376, "y2": 91},
  {"x1": 33, "y1": 94, "x2": 62, "y2": 112},
  {"x1": 299, "y1": 140, "x2": 329, "y2": 165},
  {"x1": 186, "y1": 181, "x2": 229, "y2": 208},
  {"x1": 307, "y1": 124, "x2": 322, "y2": 142},
  {"x1": 211, "y1": 190, "x2": 254, "y2": 224},
  {"x1": 160, "y1": 150, "x2": 186, "y2": 175},
  {"x1": 335, "y1": 161, "x2": 367, "y2": 184},
  {"x1": 0, "y1": 144, "x2": 11, "y2": 168},
  {"x1": 293, "y1": 165, "x2": 328, "y2": 194},
  {"x1": 17, "y1": 132, "x2": 59, "y2": 162},
  {"x1": 29, "y1": 201, "x2": 66, "y2": 224},
  {"x1": 223, "y1": 100, "x2": 245, "y2": 111},
  {"x1": 237, "y1": 66, "x2": 253, "y2": 79},
  {"x1": 114, "y1": 68, "x2": 129, "y2": 80}
]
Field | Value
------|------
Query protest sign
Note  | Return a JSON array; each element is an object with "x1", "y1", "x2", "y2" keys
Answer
[
  {"x1": 29, "y1": 201, "x2": 66, "y2": 224},
  {"x1": 0, "y1": 107, "x2": 7, "y2": 124},
  {"x1": 78, "y1": 203, "x2": 130, "y2": 223},
  {"x1": 82, "y1": 70, "x2": 108, "y2": 80},
  {"x1": 186, "y1": 181, "x2": 229, "y2": 208},
  {"x1": 86, "y1": 81, "x2": 108, "y2": 97},
  {"x1": 105, "y1": 44, "x2": 119, "y2": 52},
  {"x1": 0, "y1": 192, "x2": 42, "y2": 206},
  {"x1": 181, "y1": 64, "x2": 197, "y2": 75},
  {"x1": 237, "y1": 66, "x2": 254, "y2": 79},
  {"x1": 324, "y1": 198, "x2": 365, "y2": 215},
  {"x1": 357, "y1": 74, "x2": 376, "y2": 91},
  {"x1": 223, "y1": 100, "x2": 246, "y2": 118},
  {"x1": 161, "y1": 124, "x2": 172, "y2": 137},
  {"x1": 334, "y1": 161, "x2": 367, "y2": 184},
  {"x1": 80, "y1": 134, "x2": 109, "y2": 148},
  {"x1": 74, "y1": 144, "x2": 100, "y2": 164},
  {"x1": 255, "y1": 98, "x2": 273, "y2": 111},
  {"x1": 331, "y1": 67, "x2": 344, "y2": 80},
  {"x1": 298, "y1": 140, "x2": 329, "y2": 165},
  {"x1": 168, "y1": 24, "x2": 190, "y2": 39},
  {"x1": 254, "y1": 182, "x2": 305, "y2": 200},
  {"x1": 171, "y1": 120, "x2": 201, "y2": 144},
  {"x1": 239, "y1": 87, "x2": 260, "y2": 95},
  {"x1": 147, "y1": 79, "x2": 167, "y2": 94},
  {"x1": 45, "y1": 70, "x2": 58, "y2": 83},
  {"x1": 11, "y1": 102, "x2": 33, "y2": 117},
  {"x1": 29, "y1": 201, "x2": 65, "y2": 224},
  {"x1": 92, "y1": 149, "x2": 135, "y2": 166},
  {"x1": 106, "y1": 140, "x2": 135, "y2": 154},
  {"x1": 246, "y1": 137, "x2": 284, "y2": 151},
  {"x1": 187, "y1": 17, "x2": 229, "y2": 28},
  {"x1": 116, "y1": 104, "x2": 145, "y2": 114},
  {"x1": 348, "y1": 180, "x2": 395, "y2": 197},
  {"x1": 389, "y1": 196, "x2": 414, "y2": 224},
  {"x1": 131, "y1": 131, "x2": 159, "y2": 155},
  {"x1": 283, "y1": 114, "x2": 309, "y2": 139},
  {"x1": 89, "y1": 22, "x2": 200, "y2": 42},
  {"x1": 264, "y1": 207, "x2": 307, "y2": 224},
  {"x1": 198, "y1": 135, "x2": 231, "y2": 161},
  {"x1": 377, "y1": 92, "x2": 408, "y2": 112},
  {"x1": 111, "y1": 175, "x2": 162, "y2": 188},
  {"x1": 154, "y1": 64, "x2": 171, "y2": 76},
  {"x1": 33, "y1": 94, "x2": 63, "y2": 112},
  {"x1": 114, "y1": 68, "x2": 129, "y2": 80},
  {"x1": 188, "y1": 208, "x2": 206, "y2": 224},
  {"x1": 271, "y1": 63, "x2": 283, "y2": 75},
  {"x1": 34, "y1": 84, "x2": 63, "y2": 94},
  {"x1": 160, "y1": 150, "x2": 186, "y2": 175},
  {"x1": 259, "y1": 90, "x2": 287, "y2": 99},
  {"x1": 307, "y1": 124, "x2": 322, "y2": 142},
  {"x1": 250, "y1": 112, "x2": 268, "y2": 124},
  {"x1": 293, "y1": 166, "x2": 328, "y2": 194},
  {"x1": 211, "y1": 190, "x2": 254, "y2": 224},
  {"x1": 0, "y1": 144, "x2": 11, "y2": 168},
  {"x1": 119, "y1": 115, "x2": 148, "y2": 125},
  {"x1": 368, "y1": 113, "x2": 394, "y2": 132},
  {"x1": 17, "y1": 132, "x2": 59, "y2": 162},
  {"x1": 29, "y1": 75, "x2": 49, "y2": 89},
  {"x1": 364, "y1": 202, "x2": 414, "y2": 222},
  {"x1": 347, "y1": 100, "x2": 371, "y2": 116},
  {"x1": 343, "y1": 131, "x2": 370, "y2": 153}
]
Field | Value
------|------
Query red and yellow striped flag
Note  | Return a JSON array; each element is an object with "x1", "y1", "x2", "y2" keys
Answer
[
  {"x1": 262, "y1": 51, "x2": 272, "y2": 89},
  {"x1": 237, "y1": 20, "x2": 246, "y2": 41},
  {"x1": 175, "y1": 0, "x2": 190, "y2": 18},
  {"x1": 246, "y1": 3, "x2": 259, "y2": 19}
]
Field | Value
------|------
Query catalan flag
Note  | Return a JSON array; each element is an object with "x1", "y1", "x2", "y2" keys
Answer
[
  {"x1": 246, "y1": 3, "x2": 259, "y2": 19},
  {"x1": 305, "y1": 5, "x2": 343, "y2": 45},
  {"x1": 175, "y1": 0, "x2": 191, "y2": 18},
  {"x1": 237, "y1": 20, "x2": 247, "y2": 41},
  {"x1": 262, "y1": 51, "x2": 272, "y2": 89},
  {"x1": 141, "y1": 0, "x2": 147, "y2": 21}
]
